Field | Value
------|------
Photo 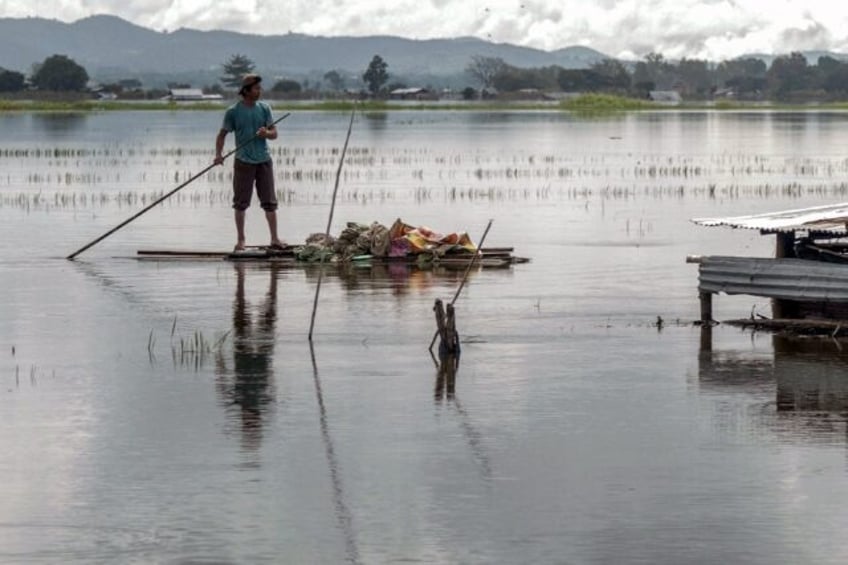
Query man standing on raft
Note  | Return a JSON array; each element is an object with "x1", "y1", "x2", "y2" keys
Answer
[{"x1": 214, "y1": 73, "x2": 285, "y2": 252}]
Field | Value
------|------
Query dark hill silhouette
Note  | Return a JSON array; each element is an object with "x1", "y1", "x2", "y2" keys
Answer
[{"x1": 0, "y1": 15, "x2": 609, "y2": 87}]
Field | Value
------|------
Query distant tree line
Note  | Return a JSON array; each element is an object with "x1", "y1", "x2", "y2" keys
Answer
[
  {"x1": 465, "y1": 52, "x2": 848, "y2": 102},
  {"x1": 8, "y1": 50, "x2": 848, "y2": 103}
]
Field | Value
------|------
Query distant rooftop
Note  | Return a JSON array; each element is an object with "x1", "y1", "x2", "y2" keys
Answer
[
  {"x1": 389, "y1": 87, "x2": 428, "y2": 95},
  {"x1": 164, "y1": 88, "x2": 222, "y2": 101}
]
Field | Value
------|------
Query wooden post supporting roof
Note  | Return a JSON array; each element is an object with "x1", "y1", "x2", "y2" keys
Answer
[
  {"x1": 773, "y1": 231, "x2": 800, "y2": 319},
  {"x1": 775, "y1": 231, "x2": 795, "y2": 259}
]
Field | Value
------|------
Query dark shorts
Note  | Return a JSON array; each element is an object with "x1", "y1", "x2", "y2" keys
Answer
[{"x1": 233, "y1": 159, "x2": 277, "y2": 211}]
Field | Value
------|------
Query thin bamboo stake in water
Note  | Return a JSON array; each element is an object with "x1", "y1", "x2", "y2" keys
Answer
[
  {"x1": 66, "y1": 112, "x2": 291, "y2": 260},
  {"x1": 308, "y1": 107, "x2": 356, "y2": 341},
  {"x1": 428, "y1": 219, "x2": 494, "y2": 352}
]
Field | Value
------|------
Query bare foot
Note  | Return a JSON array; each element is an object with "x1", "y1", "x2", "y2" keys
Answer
[
  {"x1": 269, "y1": 239, "x2": 287, "y2": 250},
  {"x1": 233, "y1": 242, "x2": 246, "y2": 252}
]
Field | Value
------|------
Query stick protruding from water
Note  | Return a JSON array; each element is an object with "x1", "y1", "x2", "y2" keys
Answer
[
  {"x1": 428, "y1": 219, "x2": 494, "y2": 353},
  {"x1": 308, "y1": 106, "x2": 356, "y2": 341}
]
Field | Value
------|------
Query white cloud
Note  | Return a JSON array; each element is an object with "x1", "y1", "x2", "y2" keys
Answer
[{"x1": 3, "y1": 0, "x2": 848, "y2": 59}]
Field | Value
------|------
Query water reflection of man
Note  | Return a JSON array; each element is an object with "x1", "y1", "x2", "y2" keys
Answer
[{"x1": 216, "y1": 263, "x2": 279, "y2": 453}]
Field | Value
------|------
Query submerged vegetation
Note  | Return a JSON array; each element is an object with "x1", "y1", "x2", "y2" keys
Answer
[
  {"x1": 560, "y1": 94, "x2": 653, "y2": 112},
  {"x1": 0, "y1": 99, "x2": 226, "y2": 112},
  {"x1": 8, "y1": 97, "x2": 848, "y2": 113},
  {"x1": 5, "y1": 136, "x2": 848, "y2": 213}
]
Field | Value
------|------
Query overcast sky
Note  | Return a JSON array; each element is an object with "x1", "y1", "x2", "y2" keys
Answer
[{"x1": 2, "y1": 0, "x2": 847, "y2": 60}]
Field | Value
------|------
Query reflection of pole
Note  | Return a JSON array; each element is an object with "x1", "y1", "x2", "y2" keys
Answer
[
  {"x1": 309, "y1": 107, "x2": 356, "y2": 341},
  {"x1": 432, "y1": 358, "x2": 493, "y2": 481},
  {"x1": 699, "y1": 325, "x2": 713, "y2": 354},
  {"x1": 309, "y1": 343, "x2": 360, "y2": 564},
  {"x1": 699, "y1": 291, "x2": 713, "y2": 324},
  {"x1": 429, "y1": 219, "x2": 494, "y2": 353},
  {"x1": 452, "y1": 398, "x2": 493, "y2": 481},
  {"x1": 699, "y1": 289, "x2": 713, "y2": 353}
]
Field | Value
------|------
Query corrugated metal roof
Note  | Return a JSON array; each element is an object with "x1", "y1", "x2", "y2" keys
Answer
[
  {"x1": 692, "y1": 202, "x2": 848, "y2": 234},
  {"x1": 699, "y1": 255, "x2": 848, "y2": 301}
]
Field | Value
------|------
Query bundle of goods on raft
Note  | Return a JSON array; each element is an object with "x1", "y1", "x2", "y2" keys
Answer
[{"x1": 137, "y1": 218, "x2": 529, "y2": 268}]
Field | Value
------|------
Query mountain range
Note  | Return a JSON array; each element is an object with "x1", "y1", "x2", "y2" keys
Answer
[
  {"x1": 2, "y1": 15, "x2": 847, "y2": 90},
  {"x1": 0, "y1": 15, "x2": 609, "y2": 88}
]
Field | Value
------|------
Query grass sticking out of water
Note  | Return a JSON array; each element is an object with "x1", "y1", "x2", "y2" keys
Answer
[
  {"x1": 0, "y1": 100, "x2": 226, "y2": 112},
  {"x1": 315, "y1": 100, "x2": 389, "y2": 112},
  {"x1": 560, "y1": 94, "x2": 653, "y2": 113},
  {"x1": 145, "y1": 322, "x2": 233, "y2": 370},
  {"x1": 6, "y1": 96, "x2": 848, "y2": 113}
]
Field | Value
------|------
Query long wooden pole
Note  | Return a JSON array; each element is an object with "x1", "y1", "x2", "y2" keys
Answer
[
  {"x1": 308, "y1": 107, "x2": 356, "y2": 341},
  {"x1": 429, "y1": 219, "x2": 494, "y2": 352},
  {"x1": 66, "y1": 112, "x2": 291, "y2": 260}
]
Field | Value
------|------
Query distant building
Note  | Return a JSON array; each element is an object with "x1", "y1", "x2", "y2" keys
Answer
[
  {"x1": 389, "y1": 87, "x2": 435, "y2": 101},
  {"x1": 481, "y1": 87, "x2": 499, "y2": 100},
  {"x1": 162, "y1": 88, "x2": 223, "y2": 101},
  {"x1": 649, "y1": 90, "x2": 682, "y2": 105},
  {"x1": 516, "y1": 88, "x2": 554, "y2": 101},
  {"x1": 544, "y1": 91, "x2": 583, "y2": 101},
  {"x1": 714, "y1": 88, "x2": 736, "y2": 99},
  {"x1": 94, "y1": 90, "x2": 118, "y2": 101},
  {"x1": 440, "y1": 88, "x2": 462, "y2": 101}
]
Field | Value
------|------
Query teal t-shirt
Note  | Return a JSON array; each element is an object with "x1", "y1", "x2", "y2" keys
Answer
[{"x1": 221, "y1": 101, "x2": 273, "y2": 164}]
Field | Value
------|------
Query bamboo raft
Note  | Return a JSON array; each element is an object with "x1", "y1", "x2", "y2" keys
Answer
[{"x1": 135, "y1": 246, "x2": 529, "y2": 269}]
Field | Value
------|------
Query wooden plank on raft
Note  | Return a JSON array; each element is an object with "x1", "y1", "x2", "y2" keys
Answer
[
  {"x1": 137, "y1": 246, "x2": 296, "y2": 257},
  {"x1": 136, "y1": 241, "x2": 528, "y2": 267},
  {"x1": 135, "y1": 255, "x2": 523, "y2": 267},
  {"x1": 138, "y1": 246, "x2": 507, "y2": 255}
]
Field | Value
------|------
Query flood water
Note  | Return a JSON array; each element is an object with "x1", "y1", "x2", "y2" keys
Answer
[{"x1": 2, "y1": 109, "x2": 848, "y2": 563}]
